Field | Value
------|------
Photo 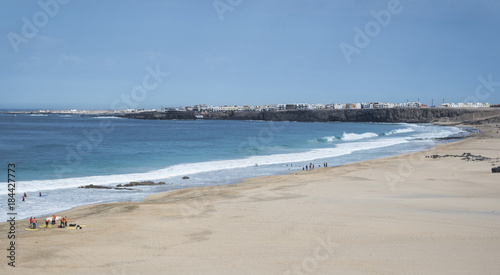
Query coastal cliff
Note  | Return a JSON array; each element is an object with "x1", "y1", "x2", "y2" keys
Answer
[{"x1": 124, "y1": 108, "x2": 500, "y2": 124}]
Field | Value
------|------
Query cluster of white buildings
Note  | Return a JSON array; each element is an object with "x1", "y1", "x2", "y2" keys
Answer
[
  {"x1": 438, "y1": 102, "x2": 490, "y2": 108},
  {"x1": 163, "y1": 102, "x2": 428, "y2": 112},
  {"x1": 161, "y1": 101, "x2": 491, "y2": 113}
]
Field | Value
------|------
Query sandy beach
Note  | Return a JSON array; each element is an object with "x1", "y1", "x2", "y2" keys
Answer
[{"x1": 2, "y1": 122, "x2": 500, "y2": 274}]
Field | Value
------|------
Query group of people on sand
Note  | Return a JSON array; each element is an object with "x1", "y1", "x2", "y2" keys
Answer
[
  {"x1": 44, "y1": 214, "x2": 68, "y2": 228},
  {"x1": 29, "y1": 217, "x2": 37, "y2": 229},
  {"x1": 29, "y1": 214, "x2": 68, "y2": 229},
  {"x1": 302, "y1": 162, "x2": 328, "y2": 171}
]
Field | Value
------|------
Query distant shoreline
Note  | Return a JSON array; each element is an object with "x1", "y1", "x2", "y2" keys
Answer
[
  {"x1": 123, "y1": 108, "x2": 500, "y2": 124},
  {"x1": 6, "y1": 108, "x2": 500, "y2": 124},
  {"x1": 4, "y1": 109, "x2": 130, "y2": 115}
]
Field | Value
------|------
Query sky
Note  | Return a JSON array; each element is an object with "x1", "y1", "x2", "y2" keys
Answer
[{"x1": 1, "y1": 0, "x2": 499, "y2": 110}]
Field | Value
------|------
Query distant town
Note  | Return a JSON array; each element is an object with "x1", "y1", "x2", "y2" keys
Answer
[
  {"x1": 8, "y1": 101, "x2": 498, "y2": 115},
  {"x1": 165, "y1": 101, "x2": 492, "y2": 113}
]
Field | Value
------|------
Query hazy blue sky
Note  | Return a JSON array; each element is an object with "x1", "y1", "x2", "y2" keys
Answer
[{"x1": 1, "y1": 0, "x2": 499, "y2": 109}]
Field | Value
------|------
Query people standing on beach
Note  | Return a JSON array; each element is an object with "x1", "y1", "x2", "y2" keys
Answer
[
  {"x1": 64, "y1": 217, "x2": 68, "y2": 227},
  {"x1": 33, "y1": 217, "x2": 37, "y2": 229},
  {"x1": 46, "y1": 218, "x2": 50, "y2": 227},
  {"x1": 52, "y1": 214, "x2": 56, "y2": 225},
  {"x1": 30, "y1": 217, "x2": 33, "y2": 229}
]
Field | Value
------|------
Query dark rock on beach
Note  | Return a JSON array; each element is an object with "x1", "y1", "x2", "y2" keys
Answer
[
  {"x1": 79, "y1": 184, "x2": 113, "y2": 189},
  {"x1": 427, "y1": 152, "x2": 492, "y2": 162},
  {"x1": 427, "y1": 153, "x2": 500, "y2": 172},
  {"x1": 123, "y1": 181, "x2": 166, "y2": 187},
  {"x1": 79, "y1": 184, "x2": 136, "y2": 191}
]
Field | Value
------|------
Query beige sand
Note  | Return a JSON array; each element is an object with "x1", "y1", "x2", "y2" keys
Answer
[{"x1": 2, "y1": 124, "x2": 500, "y2": 274}]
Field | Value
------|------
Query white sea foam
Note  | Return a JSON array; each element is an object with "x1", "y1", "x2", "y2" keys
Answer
[
  {"x1": 341, "y1": 132, "x2": 379, "y2": 141},
  {"x1": 319, "y1": 127, "x2": 414, "y2": 143},
  {"x1": 389, "y1": 128, "x2": 415, "y2": 135},
  {"x1": 318, "y1": 136, "x2": 338, "y2": 142},
  {"x1": 1, "y1": 137, "x2": 409, "y2": 194},
  {"x1": 411, "y1": 126, "x2": 465, "y2": 140},
  {"x1": 318, "y1": 131, "x2": 379, "y2": 142}
]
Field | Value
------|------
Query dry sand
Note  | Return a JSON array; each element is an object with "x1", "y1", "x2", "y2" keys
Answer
[{"x1": 2, "y1": 123, "x2": 500, "y2": 274}]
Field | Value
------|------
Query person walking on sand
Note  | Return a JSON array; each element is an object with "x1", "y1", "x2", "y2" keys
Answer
[
  {"x1": 52, "y1": 214, "x2": 56, "y2": 225},
  {"x1": 64, "y1": 217, "x2": 68, "y2": 227},
  {"x1": 30, "y1": 217, "x2": 33, "y2": 229},
  {"x1": 33, "y1": 217, "x2": 37, "y2": 229}
]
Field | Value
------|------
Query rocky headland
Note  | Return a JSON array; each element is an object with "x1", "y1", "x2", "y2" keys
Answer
[{"x1": 123, "y1": 108, "x2": 500, "y2": 124}]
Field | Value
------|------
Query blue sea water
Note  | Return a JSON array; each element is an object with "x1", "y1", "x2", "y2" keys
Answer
[{"x1": 0, "y1": 113, "x2": 467, "y2": 221}]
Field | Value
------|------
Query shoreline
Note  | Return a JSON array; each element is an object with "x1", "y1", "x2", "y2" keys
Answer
[
  {"x1": 2, "y1": 122, "x2": 500, "y2": 273},
  {"x1": 3, "y1": 123, "x2": 473, "y2": 223},
  {"x1": 5, "y1": 108, "x2": 500, "y2": 124}
]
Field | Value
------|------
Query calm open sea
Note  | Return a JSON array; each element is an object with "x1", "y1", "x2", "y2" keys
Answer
[{"x1": 0, "y1": 112, "x2": 467, "y2": 220}]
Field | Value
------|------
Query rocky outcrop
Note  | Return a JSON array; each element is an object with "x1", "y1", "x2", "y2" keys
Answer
[
  {"x1": 80, "y1": 181, "x2": 166, "y2": 190},
  {"x1": 79, "y1": 184, "x2": 113, "y2": 189},
  {"x1": 118, "y1": 181, "x2": 166, "y2": 187},
  {"x1": 426, "y1": 152, "x2": 493, "y2": 161},
  {"x1": 124, "y1": 108, "x2": 500, "y2": 124},
  {"x1": 79, "y1": 184, "x2": 135, "y2": 190}
]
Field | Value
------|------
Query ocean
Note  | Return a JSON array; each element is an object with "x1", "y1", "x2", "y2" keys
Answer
[{"x1": 0, "y1": 113, "x2": 468, "y2": 221}]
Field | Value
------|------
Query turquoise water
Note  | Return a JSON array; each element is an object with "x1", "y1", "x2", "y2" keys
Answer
[{"x1": 0, "y1": 113, "x2": 466, "y2": 220}]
